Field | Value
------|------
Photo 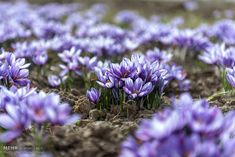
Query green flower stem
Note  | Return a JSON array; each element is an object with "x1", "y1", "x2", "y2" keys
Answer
[
  {"x1": 33, "y1": 124, "x2": 43, "y2": 155},
  {"x1": 219, "y1": 68, "x2": 232, "y2": 92},
  {"x1": 120, "y1": 89, "x2": 123, "y2": 110},
  {"x1": 100, "y1": 102, "x2": 102, "y2": 110},
  {"x1": 107, "y1": 88, "x2": 111, "y2": 109},
  {"x1": 123, "y1": 92, "x2": 126, "y2": 105},
  {"x1": 207, "y1": 90, "x2": 235, "y2": 101},
  {"x1": 154, "y1": 92, "x2": 162, "y2": 109}
]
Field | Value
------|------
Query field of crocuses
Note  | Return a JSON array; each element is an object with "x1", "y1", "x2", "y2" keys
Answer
[{"x1": 1, "y1": 0, "x2": 235, "y2": 156}]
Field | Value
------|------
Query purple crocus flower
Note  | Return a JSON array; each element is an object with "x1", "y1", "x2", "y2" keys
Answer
[
  {"x1": 5, "y1": 53, "x2": 31, "y2": 86},
  {"x1": 119, "y1": 93, "x2": 235, "y2": 157},
  {"x1": 58, "y1": 47, "x2": 81, "y2": 64},
  {"x1": 13, "y1": 40, "x2": 49, "y2": 65},
  {"x1": 48, "y1": 75, "x2": 61, "y2": 87},
  {"x1": 0, "y1": 63, "x2": 8, "y2": 79},
  {"x1": 146, "y1": 48, "x2": 172, "y2": 63},
  {"x1": 139, "y1": 61, "x2": 169, "y2": 87},
  {"x1": 223, "y1": 139, "x2": 235, "y2": 156},
  {"x1": 0, "y1": 85, "x2": 36, "y2": 109},
  {"x1": 8, "y1": 65, "x2": 30, "y2": 86},
  {"x1": 199, "y1": 44, "x2": 224, "y2": 65},
  {"x1": 41, "y1": 92, "x2": 80, "y2": 125},
  {"x1": 58, "y1": 47, "x2": 82, "y2": 76},
  {"x1": 183, "y1": 0, "x2": 198, "y2": 11},
  {"x1": 32, "y1": 52, "x2": 48, "y2": 65},
  {"x1": 78, "y1": 56, "x2": 97, "y2": 71},
  {"x1": 189, "y1": 105, "x2": 224, "y2": 137},
  {"x1": 200, "y1": 44, "x2": 235, "y2": 67},
  {"x1": 135, "y1": 109, "x2": 181, "y2": 141},
  {"x1": 96, "y1": 68, "x2": 115, "y2": 88},
  {"x1": 130, "y1": 53, "x2": 146, "y2": 67},
  {"x1": 86, "y1": 88, "x2": 100, "y2": 104},
  {"x1": 26, "y1": 91, "x2": 80, "y2": 125},
  {"x1": 219, "y1": 47, "x2": 235, "y2": 68},
  {"x1": 170, "y1": 17, "x2": 184, "y2": 27},
  {"x1": 114, "y1": 10, "x2": 140, "y2": 24},
  {"x1": 45, "y1": 101, "x2": 80, "y2": 125},
  {"x1": 212, "y1": 20, "x2": 235, "y2": 45},
  {"x1": 59, "y1": 64, "x2": 70, "y2": 77},
  {"x1": 171, "y1": 29, "x2": 211, "y2": 52},
  {"x1": 179, "y1": 79, "x2": 191, "y2": 91},
  {"x1": 0, "y1": 103, "x2": 30, "y2": 142},
  {"x1": 166, "y1": 64, "x2": 187, "y2": 81},
  {"x1": 32, "y1": 20, "x2": 69, "y2": 39},
  {"x1": 226, "y1": 67, "x2": 235, "y2": 87},
  {"x1": 49, "y1": 34, "x2": 77, "y2": 52},
  {"x1": 123, "y1": 77, "x2": 153, "y2": 99},
  {"x1": 26, "y1": 92, "x2": 48, "y2": 124},
  {"x1": 109, "y1": 58, "x2": 136, "y2": 81}
]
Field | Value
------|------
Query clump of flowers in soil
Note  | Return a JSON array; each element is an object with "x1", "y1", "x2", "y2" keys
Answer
[
  {"x1": 120, "y1": 93, "x2": 235, "y2": 157},
  {"x1": 13, "y1": 40, "x2": 49, "y2": 66},
  {"x1": 48, "y1": 47, "x2": 98, "y2": 88},
  {"x1": 199, "y1": 44, "x2": 235, "y2": 92},
  {"x1": 0, "y1": 49, "x2": 30, "y2": 87},
  {"x1": 0, "y1": 85, "x2": 80, "y2": 144},
  {"x1": 87, "y1": 48, "x2": 190, "y2": 109},
  {"x1": 170, "y1": 29, "x2": 212, "y2": 60}
]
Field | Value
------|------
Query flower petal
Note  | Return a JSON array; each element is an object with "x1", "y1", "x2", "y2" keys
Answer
[
  {"x1": 0, "y1": 114, "x2": 17, "y2": 129},
  {"x1": 0, "y1": 130, "x2": 21, "y2": 143}
]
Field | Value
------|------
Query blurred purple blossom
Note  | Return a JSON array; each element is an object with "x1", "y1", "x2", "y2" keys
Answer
[
  {"x1": 146, "y1": 47, "x2": 172, "y2": 63},
  {"x1": 78, "y1": 56, "x2": 97, "y2": 71},
  {"x1": 183, "y1": 0, "x2": 199, "y2": 11},
  {"x1": 48, "y1": 75, "x2": 61, "y2": 87},
  {"x1": 0, "y1": 86, "x2": 80, "y2": 142},
  {"x1": 199, "y1": 44, "x2": 235, "y2": 68},
  {"x1": 120, "y1": 93, "x2": 235, "y2": 157},
  {"x1": 199, "y1": 44, "x2": 224, "y2": 65},
  {"x1": 13, "y1": 40, "x2": 49, "y2": 65},
  {"x1": 58, "y1": 47, "x2": 81, "y2": 76},
  {"x1": 172, "y1": 29, "x2": 211, "y2": 52},
  {"x1": 212, "y1": 20, "x2": 235, "y2": 45},
  {"x1": 115, "y1": 10, "x2": 141, "y2": 24}
]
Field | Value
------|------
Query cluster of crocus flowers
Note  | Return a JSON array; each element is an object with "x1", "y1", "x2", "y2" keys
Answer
[
  {"x1": 58, "y1": 47, "x2": 98, "y2": 77},
  {"x1": 0, "y1": 50, "x2": 30, "y2": 87},
  {"x1": 0, "y1": 1, "x2": 234, "y2": 63},
  {"x1": 199, "y1": 44, "x2": 235, "y2": 68},
  {"x1": 120, "y1": 93, "x2": 235, "y2": 157},
  {"x1": 48, "y1": 47, "x2": 98, "y2": 88},
  {"x1": 0, "y1": 86, "x2": 80, "y2": 143},
  {"x1": 171, "y1": 29, "x2": 211, "y2": 53},
  {"x1": 1, "y1": 1, "x2": 235, "y2": 91},
  {"x1": 13, "y1": 40, "x2": 49, "y2": 65},
  {"x1": 211, "y1": 19, "x2": 235, "y2": 45},
  {"x1": 199, "y1": 44, "x2": 235, "y2": 91},
  {"x1": 87, "y1": 48, "x2": 190, "y2": 109}
]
